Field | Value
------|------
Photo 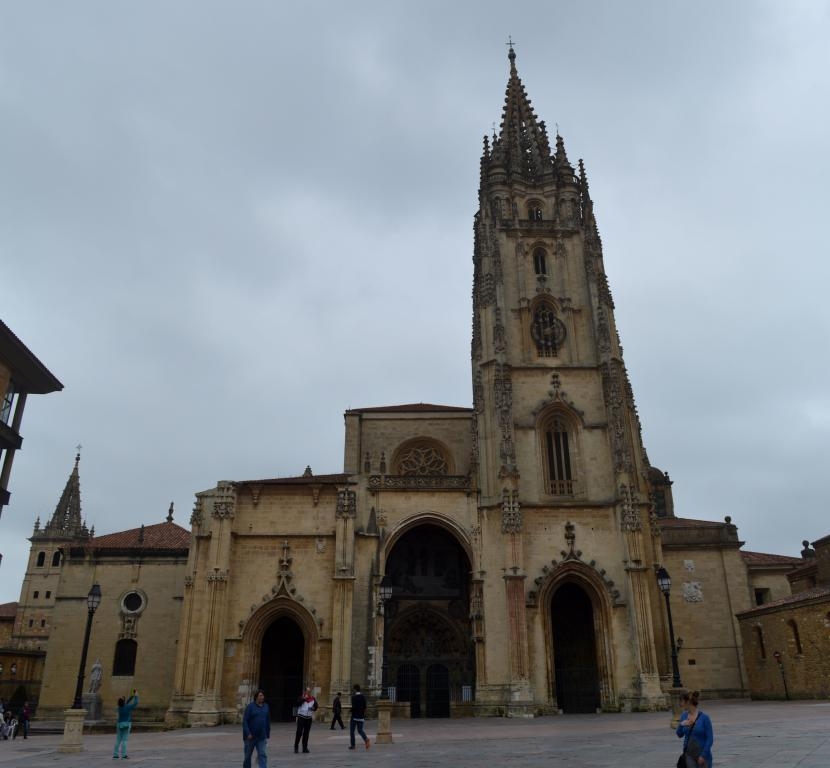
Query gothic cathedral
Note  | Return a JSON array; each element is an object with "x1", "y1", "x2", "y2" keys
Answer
[{"x1": 164, "y1": 47, "x2": 680, "y2": 724}]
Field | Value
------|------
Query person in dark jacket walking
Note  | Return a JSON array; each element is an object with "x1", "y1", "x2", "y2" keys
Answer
[
  {"x1": 329, "y1": 692, "x2": 344, "y2": 730},
  {"x1": 113, "y1": 690, "x2": 139, "y2": 758},
  {"x1": 243, "y1": 690, "x2": 270, "y2": 768},
  {"x1": 348, "y1": 684, "x2": 370, "y2": 751}
]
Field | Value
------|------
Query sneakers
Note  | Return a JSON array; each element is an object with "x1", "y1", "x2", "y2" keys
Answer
[
  {"x1": 365, "y1": 738, "x2": 371, "y2": 750},
  {"x1": 348, "y1": 745, "x2": 355, "y2": 750}
]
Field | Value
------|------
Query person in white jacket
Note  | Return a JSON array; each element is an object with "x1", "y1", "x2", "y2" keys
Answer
[{"x1": 293, "y1": 687, "x2": 318, "y2": 753}]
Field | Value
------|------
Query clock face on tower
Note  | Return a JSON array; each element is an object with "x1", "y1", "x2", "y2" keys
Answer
[{"x1": 531, "y1": 305, "x2": 566, "y2": 355}]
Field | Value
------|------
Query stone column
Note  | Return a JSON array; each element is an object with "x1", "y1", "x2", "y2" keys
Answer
[
  {"x1": 58, "y1": 708, "x2": 86, "y2": 753},
  {"x1": 375, "y1": 699, "x2": 393, "y2": 744}
]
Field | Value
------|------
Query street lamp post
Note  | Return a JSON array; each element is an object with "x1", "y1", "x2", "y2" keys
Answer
[
  {"x1": 378, "y1": 576, "x2": 394, "y2": 700},
  {"x1": 72, "y1": 583, "x2": 102, "y2": 709},
  {"x1": 375, "y1": 575, "x2": 394, "y2": 746},
  {"x1": 655, "y1": 567, "x2": 682, "y2": 689}
]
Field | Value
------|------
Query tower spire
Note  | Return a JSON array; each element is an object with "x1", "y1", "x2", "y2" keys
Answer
[
  {"x1": 484, "y1": 45, "x2": 552, "y2": 183},
  {"x1": 44, "y1": 450, "x2": 86, "y2": 537}
]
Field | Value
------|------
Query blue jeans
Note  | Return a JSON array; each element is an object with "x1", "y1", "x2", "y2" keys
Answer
[
  {"x1": 243, "y1": 737, "x2": 268, "y2": 768},
  {"x1": 113, "y1": 722, "x2": 131, "y2": 757},
  {"x1": 350, "y1": 717, "x2": 367, "y2": 747}
]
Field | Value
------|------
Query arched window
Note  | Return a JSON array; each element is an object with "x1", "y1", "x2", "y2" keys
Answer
[
  {"x1": 51, "y1": 551, "x2": 61, "y2": 567},
  {"x1": 36, "y1": 551, "x2": 45, "y2": 567},
  {"x1": 393, "y1": 439, "x2": 452, "y2": 476},
  {"x1": 531, "y1": 302, "x2": 566, "y2": 357},
  {"x1": 113, "y1": 639, "x2": 138, "y2": 676},
  {"x1": 33, "y1": 591, "x2": 39, "y2": 599},
  {"x1": 533, "y1": 247, "x2": 547, "y2": 276},
  {"x1": 754, "y1": 626, "x2": 766, "y2": 659},
  {"x1": 544, "y1": 414, "x2": 575, "y2": 496},
  {"x1": 527, "y1": 201, "x2": 543, "y2": 220},
  {"x1": 787, "y1": 620, "x2": 803, "y2": 655}
]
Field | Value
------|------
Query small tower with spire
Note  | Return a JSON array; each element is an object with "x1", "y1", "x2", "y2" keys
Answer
[{"x1": 11, "y1": 450, "x2": 92, "y2": 651}]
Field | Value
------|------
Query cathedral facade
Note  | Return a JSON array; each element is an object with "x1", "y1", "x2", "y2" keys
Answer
[
  {"x1": 10, "y1": 51, "x2": 805, "y2": 725},
  {"x1": 167, "y1": 48, "x2": 686, "y2": 724}
]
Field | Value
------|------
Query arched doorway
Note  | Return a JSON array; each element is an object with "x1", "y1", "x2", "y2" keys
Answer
[
  {"x1": 551, "y1": 582, "x2": 600, "y2": 713},
  {"x1": 385, "y1": 523, "x2": 474, "y2": 718},
  {"x1": 260, "y1": 616, "x2": 304, "y2": 721}
]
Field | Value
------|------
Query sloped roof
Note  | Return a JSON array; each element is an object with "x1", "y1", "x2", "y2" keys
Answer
[
  {"x1": 736, "y1": 585, "x2": 830, "y2": 617},
  {"x1": 0, "y1": 320, "x2": 63, "y2": 393},
  {"x1": 659, "y1": 517, "x2": 728, "y2": 528},
  {"x1": 741, "y1": 551, "x2": 803, "y2": 567},
  {"x1": 0, "y1": 601, "x2": 18, "y2": 619},
  {"x1": 89, "y1": 521, "x2": 190, "y2": 551},
  {"x1": 239, "y1": 473, "x2": 351, "y2": 487},
  {"x1": 345, "y1": 403, "x2": 472, "y2": 415}
]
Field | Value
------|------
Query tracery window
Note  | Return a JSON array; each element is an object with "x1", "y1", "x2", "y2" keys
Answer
[
  {"x1": 544, "y1": 415, "x2": 575, "y2": 496},
  {"x1": 531, "y1": 302, "x2": 566, "y2": 357},
  {"x1": 395, "y1": 441, "x2": 450, "y2": 476},
  {"x1": 533, "y1": 247, "x2": 547, "y2": 276}
]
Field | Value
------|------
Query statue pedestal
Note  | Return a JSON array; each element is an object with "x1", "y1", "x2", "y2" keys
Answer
[
  {"x1": 58, "y1": 708, "x2": 86, "y2": 753},
  {"x1": 82, "y1": 693, "x2": 102, "y2": 721},
  {"x1": 375, "y1": 699, "x2": 393, "y2": 744}
]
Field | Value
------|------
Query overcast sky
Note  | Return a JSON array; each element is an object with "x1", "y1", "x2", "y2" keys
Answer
[{"x1": 1, "y1": 1, "x2": 828, "y2": 604}]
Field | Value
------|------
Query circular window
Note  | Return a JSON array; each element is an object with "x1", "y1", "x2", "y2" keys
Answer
[{"x1": 122, "y1": 591, "x2": 145, "y2": 614}]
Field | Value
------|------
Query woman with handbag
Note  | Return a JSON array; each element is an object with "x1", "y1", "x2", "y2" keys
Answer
[{"x1": 676, "y1": 690, "x2": 714, "y2": 768}]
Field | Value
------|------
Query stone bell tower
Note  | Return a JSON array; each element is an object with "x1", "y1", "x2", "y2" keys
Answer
[{"x1": 471, "y1": 47, "x2": 666, "y2": 711}]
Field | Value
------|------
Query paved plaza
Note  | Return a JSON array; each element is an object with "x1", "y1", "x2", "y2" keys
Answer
[{"x1": 0, "y1": 699, "x2": 827, "y2": 767}]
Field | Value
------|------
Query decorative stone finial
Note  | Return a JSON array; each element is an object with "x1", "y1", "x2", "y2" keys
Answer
[
  {"x1": 167, "y1": 502, "x2": 174, "y2": 523},
  {"x1": 303, "y1": 465, "x2": 313, "y2": 477}
]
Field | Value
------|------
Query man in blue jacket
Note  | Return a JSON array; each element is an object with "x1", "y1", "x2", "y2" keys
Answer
[{"x1": 243, "y1": 689, "x2": 270, "y2": 768}]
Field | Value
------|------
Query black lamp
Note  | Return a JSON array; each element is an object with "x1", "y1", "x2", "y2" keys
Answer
[
  {"x1": 655, "y1": 567, "x2": 682, "y2": 688},
  {"x1": 72, "y1": 583, "x2": 101, "y2": 709}
]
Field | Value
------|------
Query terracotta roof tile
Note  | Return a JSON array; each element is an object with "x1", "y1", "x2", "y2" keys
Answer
[
  {"x1": 741, "y1": 551, "x2": 803, "y2": 567},
  {"x1": 659, "y1": 517, "x2": 728, "y2": 528},
  {"x1": 0, "y1": 601, "x2": 18, "y2": 619},
  {"x1": 90, "y1": 521, "x2": 190, "y2": 551},
  {"x1": 346, "y1": 403, "x2": 472, "y2": 414},
  {"x1": 736, "y1": 585, "x2": 830, "y2": 617},
  {"x1": 239, "y1": 473, "x2": 352, "y2": 487}
]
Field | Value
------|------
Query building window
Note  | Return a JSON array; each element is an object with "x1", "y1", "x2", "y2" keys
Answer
[
  {"x1": 754, "y1": 588, "x2": 771, "y2": 606},
  {"x1": 531, "y1": 302, "x2": 566, "y2": 357},
  {"x1": 45, "y1": 591, "x2": 51, "y2": 599},
  {"x1": 28, "y1": 619, "x2": 34, "y2": 628},
  {"x1": 544, "y1": 415, "x2": 574, "y2": 495},
  {"x1": 533, "y1": 247, "x2": 547, "y2": 276},
  {"x1": 51, "y1": 551, "x2": 61, "y2": 567},
  {"x1": 33, "y1": 591, "x2": 39, "y2": 599},
  {"x1": 36, "y1": 552, "x2": 45, "y2": 567},
  {"x1": 113, "y1": 639, "x2": 138, "y2": 676},
  {"x1": 40, "y1": 619, "x2": 46, "y2": 628},
  {"x1": 788, "y1": 620, "x2": 803, "y2": 655},
  {"x1": 527, "y1": 202, "x2": 543, "y2": 220},
  {"x1": 122, "y1": 591, "x2": 145, "y2": 614},
  {"x1": 1, "y1": 383, "x2": 16, "y2": 425},
  {"x1": 754, "y1": 626, "x2": 766, "y2": 659}
]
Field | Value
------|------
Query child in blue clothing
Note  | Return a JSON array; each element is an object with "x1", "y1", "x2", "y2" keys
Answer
[
  {"x1": 113, "y1": 690, "x2": 139, "y2": 759},
  {"x1": 676, "y1": 690, "x2": 714, "y2": 768}
]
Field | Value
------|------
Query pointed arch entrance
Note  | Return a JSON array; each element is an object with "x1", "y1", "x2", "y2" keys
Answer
[
  {"x1": 260, "y1": 616, "x2": 304, "y2": 721},
  {"x1": 384, "y1": 522, "x2": 474, "y2": 718},
  {"x1": 551, "y1": 582, "x2": 601, "y2": 713}
]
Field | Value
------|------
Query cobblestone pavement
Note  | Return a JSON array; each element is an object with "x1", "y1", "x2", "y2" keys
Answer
[{"x1": 0, "y1": 699, "x2": 828, "y2": 767}]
